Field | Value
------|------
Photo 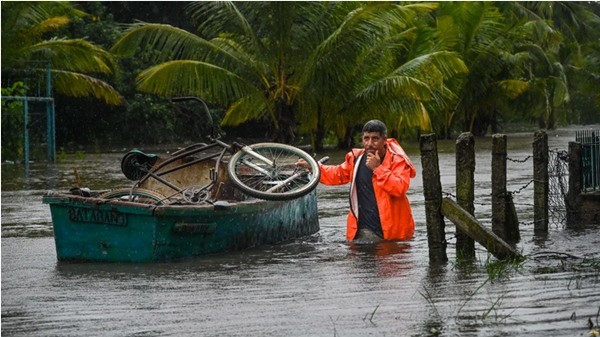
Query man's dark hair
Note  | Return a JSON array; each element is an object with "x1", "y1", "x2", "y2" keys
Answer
[{"x1": 362, "y1": 119, "x2": 387, "y2": 136}]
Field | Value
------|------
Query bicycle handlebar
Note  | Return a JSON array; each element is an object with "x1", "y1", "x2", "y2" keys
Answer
[{"x1": 170, "y1": 96, "x2": 215, "y2": 138}]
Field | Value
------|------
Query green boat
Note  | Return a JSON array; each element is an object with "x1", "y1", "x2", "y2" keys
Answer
[{"x1": 43, "y1": 189, "x2": 318, "y2": 262}]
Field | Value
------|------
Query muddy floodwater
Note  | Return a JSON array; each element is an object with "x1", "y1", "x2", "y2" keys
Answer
[{"x1": 2, "y1": 127, "x2": 599, "y2": 337}]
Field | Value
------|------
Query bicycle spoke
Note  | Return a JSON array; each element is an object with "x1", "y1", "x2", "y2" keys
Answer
[{"x1": 228, "y1": 143, "x2": 320, "y2": 200}]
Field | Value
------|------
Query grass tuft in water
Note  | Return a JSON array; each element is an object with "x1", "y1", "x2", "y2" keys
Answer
[{"x1": 484, "y1": 254, "x2": 526, "y2": 282}]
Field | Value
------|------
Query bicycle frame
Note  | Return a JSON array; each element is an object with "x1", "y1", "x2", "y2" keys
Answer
[
  {"x1": 130, "y1": 136, "x2": 288, "y2": 203},
  {"x1": 114, "y1": 96, "x2": 322, "y2": 204},
  {"x1": 131, "y1": 138, "x2": 230, "y2": 202}
]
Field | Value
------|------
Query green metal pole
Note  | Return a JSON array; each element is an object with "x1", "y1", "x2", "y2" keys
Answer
[
  {"x1": 46, "y1": 63, "x2": 56, "y2": 162},
  {"x1": 23, "y1": 84, "x2": 30, "y2": 171}
]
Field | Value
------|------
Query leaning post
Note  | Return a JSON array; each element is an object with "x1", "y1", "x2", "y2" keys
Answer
[
  {"x1": 533, "y1": 130, "x2": 549, "y2": 233},
  {"x1": 455, "y1": 132, "x2": 475, "y2": 259},
  {"x1": 419, "y1": 134, "x2": 448, "y2": 263}
]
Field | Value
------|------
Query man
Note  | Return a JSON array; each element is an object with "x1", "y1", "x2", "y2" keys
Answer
[{"x1": 299, "y1": 120, "x2": 416, "y2": 242}]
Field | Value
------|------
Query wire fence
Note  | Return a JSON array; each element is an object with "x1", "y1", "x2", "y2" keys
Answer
[
  {"x1": 548, "y1": 149, "x2": 569, "y2": 227},
  {"x1": 442, "y1": 149, "x2": 569, "y2": 229}
]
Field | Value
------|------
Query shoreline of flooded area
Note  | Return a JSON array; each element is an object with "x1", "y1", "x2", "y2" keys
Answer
[{"x1": 2, "y1": 126, "x2": 599, "y2": 336}]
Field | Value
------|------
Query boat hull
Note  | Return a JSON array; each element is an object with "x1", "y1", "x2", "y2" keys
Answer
[{"x1": 43, "y1": 191, "x2": 319, "y2": 262}]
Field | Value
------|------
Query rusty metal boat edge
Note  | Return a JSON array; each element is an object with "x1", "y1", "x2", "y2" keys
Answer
[{"x1": 42, "y1": 190, "x2": 319, "y2": 262}]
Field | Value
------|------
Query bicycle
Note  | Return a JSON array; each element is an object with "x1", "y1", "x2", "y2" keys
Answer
[{"x1": 101, "y1": 97, "x2": 324, "y2": 205}]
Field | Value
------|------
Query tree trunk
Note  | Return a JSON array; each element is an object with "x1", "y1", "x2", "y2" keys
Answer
[
  {"x1": 337, "y1": 126, "x2": 354, "y2": 150},
  {"x1": 274, "y1": 102, "x2": 296, "y2": 144},
  {"x1": 313, "y1": 107, "x2": 325, "y2": 152},
  {"x1": 547, "y1": 90, "x2": 556, "y2": 130},
  {"x1": 539, "y1": 88, "x2": 549, "y2": 129}
]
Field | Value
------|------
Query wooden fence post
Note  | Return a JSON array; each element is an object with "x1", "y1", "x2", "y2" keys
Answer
[
  {"x1": 455, "y1": 132, "x2": 475, "y2": 258},
  {"x1": 533, "y1": 130, "x2": 549, "y2": 233},
  {"x1": 492, "y1": 134, "x2": 507, "y2": 239},
  {"x1": 419, "y1": 134, "x2": 448, "y2": 263},
  {"x1": 492, "y1": 134, "x2": 520, "y2": 242}
]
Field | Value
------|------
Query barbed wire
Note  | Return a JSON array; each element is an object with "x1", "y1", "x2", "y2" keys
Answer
[
  {"x1": 509, "y1": 179, "x2": 534, "y2": 195},
  {"x1": 440, "y1": 149, "x2": 569, "y2": 228},
  {"x1": 507, "y1": 155, "x2": 533, "y2": 163}
]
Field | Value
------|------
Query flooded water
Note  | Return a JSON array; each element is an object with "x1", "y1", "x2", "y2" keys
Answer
[{"x1": 2, "y1": 127, "x2": 599, "y2": 337}]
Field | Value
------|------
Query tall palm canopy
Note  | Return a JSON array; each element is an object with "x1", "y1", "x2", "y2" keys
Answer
[
  {"x1": 1, "y1": 2, "x2": 123, "y2": 105},
  {"x1": 112, "y1": 1, "x2": 466, "y2": 144}
]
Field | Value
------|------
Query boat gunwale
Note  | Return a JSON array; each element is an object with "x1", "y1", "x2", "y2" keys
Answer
[{"x1": 42, "y1": 191, "x2": 296, "y2": 212}]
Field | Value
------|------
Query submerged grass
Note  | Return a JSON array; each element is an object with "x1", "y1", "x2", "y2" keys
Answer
[
  {"x1": 484, "y1": 254, "x2": 526, "y2": 282},
  {"x1": 420, "y1": 252, "x2": 528, "y2": 330},
  {"x1": 452, "y1": 250, "x2": 526, "y2": 281},
  {"x1": 423, "y1": 251, "x2": 599, "y2": 331}
]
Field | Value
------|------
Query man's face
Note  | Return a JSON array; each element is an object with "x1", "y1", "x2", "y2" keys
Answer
[{"x1": 362, "y1": 131, "x2": 386, "y2": 157}]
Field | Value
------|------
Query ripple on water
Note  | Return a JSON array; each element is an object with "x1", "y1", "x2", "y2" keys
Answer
[{"x1": 2, "y1": 127, "x2": 600, "y2": 337}]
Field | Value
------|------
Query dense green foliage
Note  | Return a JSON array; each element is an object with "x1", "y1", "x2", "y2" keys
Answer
[
  {"x1": 1, "y1": 83, "x2": 26, "y2": 160},
  {"x1": 2, "y1": 1, "x2": 599, "y2": 161}
]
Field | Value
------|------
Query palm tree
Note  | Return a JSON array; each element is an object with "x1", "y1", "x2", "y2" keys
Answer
[
  {"x1": 509, "y1": 21, "x2": 568, "y2": 130},
  {"x1": 1, "y1": 2, "x2": 123, "y2": 105},
  {"x1": 298, "y1": 2, "x2": 467, "y2": 146},
  {"x1": 519, "y1": 2, "x2": 600, "y2": 128},
  {"x1": 112, "y1": 2, "x2": 464, "y2": 147},
  {"x1": 427, "y1": 2, "x2": 533, "y2": 137}
]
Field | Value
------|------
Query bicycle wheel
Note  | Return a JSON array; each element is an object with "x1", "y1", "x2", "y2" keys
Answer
[
  {"x1": 120, "y1": 150, "x2": 158, "y2": 180},
  {"x1": 227, "y1": 143, "x2": 320, "y2": 201},
  {"x1": 100, "y1": 188, "x2": 169, "y2": 205}
]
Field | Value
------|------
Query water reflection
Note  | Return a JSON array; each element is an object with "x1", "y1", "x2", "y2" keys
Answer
[
  {"x1": 347, "y1": 241, "x2": 413, "y2": 278},
  {"x1": 3, "y1": 126, "x2": 600, "y2": 337}
]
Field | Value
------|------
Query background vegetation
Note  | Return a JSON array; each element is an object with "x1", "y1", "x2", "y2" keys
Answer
[{"x1": 2, "y1": 1, "x2": 599, "y2": 161}]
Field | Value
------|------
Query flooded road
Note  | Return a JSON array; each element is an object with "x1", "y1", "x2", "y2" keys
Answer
[{"x1": 2, "y1": 127, "x2": 599, "y2": 337}]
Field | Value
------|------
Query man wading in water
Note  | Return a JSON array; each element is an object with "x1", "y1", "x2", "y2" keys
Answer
[{"x1": 297, "y1": 120, "x2": 416, "y2": 243}]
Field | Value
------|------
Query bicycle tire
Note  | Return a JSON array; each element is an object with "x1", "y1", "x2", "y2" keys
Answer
[
  {"x1": 120, "y1": 150, "x2": 158, "y2": 180},
  {"x1": 227, "y1": 143, "x2": 320, "y2": 201},
  {"x1": 100, "y1": 188, "x2": 170, "y2": 205}
]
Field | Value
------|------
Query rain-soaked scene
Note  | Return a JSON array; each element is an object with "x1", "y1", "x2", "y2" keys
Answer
[
  {"x1": 2, "y1": 126, "x2": 599, "y2": 337},
  {"x1": 3, "y1": 2, "x2": 600, "y2": 337}
]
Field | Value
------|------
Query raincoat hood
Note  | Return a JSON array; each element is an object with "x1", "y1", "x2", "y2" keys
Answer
[{"x1": 384, "y1": 138, "x2": 416, "y2": 178}]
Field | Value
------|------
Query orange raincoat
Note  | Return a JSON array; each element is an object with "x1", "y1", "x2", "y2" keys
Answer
[{"x1": 319, "y1": 138, "x2": 416, "y2": 241}]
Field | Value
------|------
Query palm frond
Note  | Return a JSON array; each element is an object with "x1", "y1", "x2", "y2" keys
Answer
[
  {"x1": 221, "y1": 92, "x2": 270, "y2": 126},
  {"x1": 394, "y1": 51, "x2": 468, "y2": 85},
  {"x1": 300, "y1": 4, "x2": 402, "y2": 87},
  {"x1": 52, "y1": 70, "x2": 124, "y2": 106},
  {"x1": 27, "y1": 16, "x2": 71, "y2": 39},
  {"x1": 1, "y1": 2, "x2": 84, "y2": 34},
  {"x1": 136, "y1": 60, "x2": 260, "y2": 103},
  {"x1": 434, "y1": 15, "x2": 461, "y2": 52},
  {"x1": 112, "y1": 23, "x2": 257, "y2": 73},
  {"x1": 496, "y1": 79, "x2": 529, "y2": 99},
  {"x1": 208, "y1": 36, "x2": 269, "y2": 82},
  {"x1": 23, "y1": 38, "x2": 116, "y2": 75},
  {"x1": 113, "y1": 23, "x2": 213, "y2": 60},
  {"x1": 517, "y1": 43, "x2": 554, "y2": 75},
  {"x1": 187, "y1": 1, "x2": 257, "y2": 39},
  {"x1": 358, "y1": 75, "x2": 432, "y2": 103}
]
